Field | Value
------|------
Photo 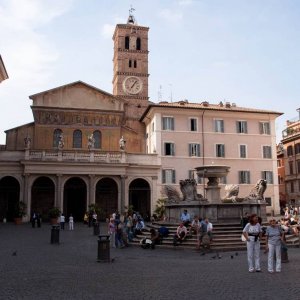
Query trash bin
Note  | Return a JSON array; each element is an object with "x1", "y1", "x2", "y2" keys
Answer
[
  {"x1": 97, "y1": 235, "x2": 110, "y2": 262},
  {"x1": 50, "y1": 225, "x2": 60, "y2": 244},
  {"x1": 93, "y1": 222, "x2": 100, "y2": 235}
]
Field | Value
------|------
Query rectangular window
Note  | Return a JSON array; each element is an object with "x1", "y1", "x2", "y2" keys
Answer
[
  {"x1": 277, "y1": 160, "x2": 281, "y2": 167},
  {"x1": 239, "y1": 145, "x2": 247, "y2": 158},
  {"x1": 214, "y1": 119, "x2": 224, "y2": 133},
  {"x1": 162, "y1": 169, "x2": 176, "y2": 184},
  {"x1": 162, "y1": 117, "x2": 174, "y2": 130},
  {"x1": 291, "y1": 182, "x2": 294, "y2": 193},
  {"x1": 261, "y1": 171, "x2": 274, "y2": 184},
  {"x1": 164, "y1": 142, "x2": 175, "y2": 156},
  {"x1": 265, "y1": 197, "x2": 272, "y2": 206},
  {"x1": 236, "y1": 121, "x2": 248, "y2": 133},
  {"x1": 259, "y1": 122, "x2": 271, "y2": 135},
  {"x1": 289, "y1": 161, "x2": 294, "y2": 175},
  {"x1": 219, "y1": 177, "x2": 227, "y2": 184},
  {"x1": 263, "y1": 146, "x2": 272, "y2": 159},
  {"x1": 216, "y1": 144, "x2": 225, "y2": 157},
  {"x1": 239, "y1": 171, "x2": 250, "y2": 184},
  {"x1": 189, "y1": 143, "x2": 201, "y2": 157},
  {"x1": 190, "y1": 118, "x2": 197, "y2": 131},
  {"x1": 297, "y1": 160, "x2": 300, "y2": 174},
  {"x1": 188, "y1": 170, "x2": 195, "y2": 180}
]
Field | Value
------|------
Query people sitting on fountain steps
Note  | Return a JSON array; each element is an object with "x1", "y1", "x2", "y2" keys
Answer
[
  {"x1": 180, "y1": 209, "x2": 191, "y2": 227},
  {"x1": 190, "y1": 215, "x2": 201, "y2": 236},
  {"x1": 197, "y1": 218, "x2": 213, "y2": 249},
  {"x1": 173, "y1": 223, "x2": 188, "y2": 246},
  {"x1": 133, "y1": 218, "x2": 145, "y2": 237},
  {"x1": 150, "y1": 228, "x2": 162, "y2": 249}
]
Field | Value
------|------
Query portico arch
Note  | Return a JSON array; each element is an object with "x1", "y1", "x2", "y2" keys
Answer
[
  {"x1": 95, "y1": 178, "x2": 118, "y2": 220},
  {"x1": 129, "y1": 178, "x2": 151, "y2": 220},
  {"x1": 0, "y1": 176, "x2": 20, "y2": 222},
  {"x1": 64, "y1": 177, "x2": 87, "y2": 222},
  {"x1": 31, "y1": 176, "x2": 55, "y2": 220}
]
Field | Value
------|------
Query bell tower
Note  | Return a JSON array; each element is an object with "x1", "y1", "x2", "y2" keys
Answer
[{"x1": 112, "y1": 9, "x2": 149, "y2": 120}]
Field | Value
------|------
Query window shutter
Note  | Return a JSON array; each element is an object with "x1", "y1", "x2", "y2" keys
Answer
[
  {"x1": 236, "y1": 121, "x2": 239, "y2": 133},
  {"x1": 172, "y1": 170, "x2": 176, "y2": 183},
  {"x1": 259, "y1": 123, "x2": 263, "y2": 134},
  {"x1": 222, "y1": 145, "x2": 225, "y2": 157},
  {"x1": 171, "y1": 118, "x2": 174, "y2": 130},
  {"x1": 244, "y1": 122, "x2": 248, "y2": 133},
  {"x1": 197, "y1": 144, "x2": 201, "y2": 157},
  {"x1": 162, "y1": 170, "x2": 166, "y2": 184},
  {"x1": 221, "y1": 121, "x2": 224, "y2": 133},
  {"x1": 189, "y1": 144, "x2": 192, "y2": 156}
]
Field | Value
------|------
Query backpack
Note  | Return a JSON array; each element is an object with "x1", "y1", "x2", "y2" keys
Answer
[{"x1": 158, "y1": 226, "x2": 169, "y2": 237}]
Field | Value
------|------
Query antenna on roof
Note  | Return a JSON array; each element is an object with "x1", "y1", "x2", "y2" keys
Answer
[
  {"x1": 158, "y1": 85, "x2": 162, "y2": 102},
  {"x1": 169, "y1": 84, "x2": 173, "y2": 103}
]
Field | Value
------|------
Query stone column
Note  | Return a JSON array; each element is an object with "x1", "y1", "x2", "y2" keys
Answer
[
  {"x1": 120, "y1": 175, "x2": 126, "y2": 213},
  {"x1": 89, "y1": 175, "x2": 96, "y2": 208},
  {"x1": 56, "y1": 174, "x2": 63, "y2": 210},
  {"x1": 23, "y1": 173, "x2": 30, "y2": 221}
]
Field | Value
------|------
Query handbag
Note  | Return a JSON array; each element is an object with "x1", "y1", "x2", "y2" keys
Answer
[{"x1": 241, "y1": 234, "x2": 247, "y2": 242}]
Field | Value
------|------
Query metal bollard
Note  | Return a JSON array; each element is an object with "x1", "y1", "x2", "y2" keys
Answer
[
  {"x1": 93, "y1": 222, "x2": 100, "y2": 235},
  {"x1": 97, "y1": 235, "x2": 110, "y2": 262},
  {"x1": 50, "y1": 225, "x2": 60, "y2": 244}
]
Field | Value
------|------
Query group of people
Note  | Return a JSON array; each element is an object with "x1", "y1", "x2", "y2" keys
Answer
[
  {"x1": 242, "y1": 213, "x2": 286, "y2": 273},
  {"x1": 30, "y1": 212, "x2": 42, "y2": 228},
  {"x1": 173, "y1": 210, "x2": 213, "y2": 249},
  {"x1": 107, "y1": 211, "x2": 147, "y2": 249},
  {"x1": 59, "y1": 213, "x2": 74, "y2": 230}
]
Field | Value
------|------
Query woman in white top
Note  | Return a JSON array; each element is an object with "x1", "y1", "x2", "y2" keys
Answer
[
  {"x1": 242, "y1": 214, "x2": 262, "y2": 273},
  {"x1": 69, "y1": 214, "x2": 74, "y2": 230}
]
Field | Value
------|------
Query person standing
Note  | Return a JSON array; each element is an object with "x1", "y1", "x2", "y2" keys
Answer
[
  {"x1": 60, "y1": 213, "x2": 65, "y2": 230},
  {"x1": 242, "y1": 214, "x2": 262, "y2": 273},
  {"x1": 69, "y1": 214, "x2": 74, "y2": 231},
  {"x1": 265, "y1": 219, "x2": 284, "y2": 273}
]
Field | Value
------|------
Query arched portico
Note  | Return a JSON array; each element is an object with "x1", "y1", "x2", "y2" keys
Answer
[
  {"x1": 31, "y1": 176, "x2": 55, "y2": 220},
  {"x1": 64, "y1": 177, "x2": 87, "y2": 222},
  {"x1": 0, "y1": 176, "x2": 20, "y2": 222},
  {"x1": 95, "y1": 178, "x2": 118, "y2": 220},
  {"x1": 129, "y1": 178, "x2": 151, "y2": 220}
]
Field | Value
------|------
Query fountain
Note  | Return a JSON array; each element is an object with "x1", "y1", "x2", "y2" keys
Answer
[{"x1": 163, "y1": 165, "x2": 267, "y2": 224}]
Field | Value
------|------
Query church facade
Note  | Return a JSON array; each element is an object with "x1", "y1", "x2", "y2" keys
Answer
[{"x1": 0, "y1": 14, "x2": 282, "y2": 222}]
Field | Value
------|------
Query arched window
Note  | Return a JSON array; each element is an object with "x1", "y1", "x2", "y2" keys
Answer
[
  {"x1": 136, "y1": 37, "x2": 141, "y2": 50},
  {"x1": 73, "y1": 130, "x2": 82, "y2": 148},
  {"x1": 134, "y1": 60, "x2": 137, "y2": 68},
  {"x1": 125, "y1": 36, "x2": 129, "y2": 49},
  {"x1": 129, "y1": 60, "x2": 132, "y2": 68},
  {"x1": 295, "y1": 143, "x2": 300, "y2": 155},
  {"x1": 93, "y1": 130, "x2": 102, "y2": 149},
  {"x1": 53, "y1": 129, "x2": 62, "y2": 147}
]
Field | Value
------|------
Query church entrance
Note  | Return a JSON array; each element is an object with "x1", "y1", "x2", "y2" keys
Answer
[
  {"x1": 0, "y1": 176, "x2": 20, "y2": 222},
  {"x1": 64, "y1": 177, "x2": 87, "y2": 222},
  {"x1": 95, "y1": 178, "x2": 118, "y2": 220},
  {"x1": 129, "y1": 179, "x2": 150, "y2": 221},
  {"x1": 31, "y1": 176, "x2": 55, "y2": 220}
]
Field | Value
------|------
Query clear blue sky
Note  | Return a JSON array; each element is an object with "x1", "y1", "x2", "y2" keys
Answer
[{"x1": 1, "y1": 0, "x2": 300, "y2": 144}]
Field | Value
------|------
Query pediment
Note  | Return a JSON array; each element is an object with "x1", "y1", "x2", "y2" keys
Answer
[{"x1": 29, "y1": 81, "x2": 125, "y2": 111}]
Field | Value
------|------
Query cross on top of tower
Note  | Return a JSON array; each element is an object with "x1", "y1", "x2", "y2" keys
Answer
[{"x1": 127, "y1": 5, "x2": 136, "y2": 25}]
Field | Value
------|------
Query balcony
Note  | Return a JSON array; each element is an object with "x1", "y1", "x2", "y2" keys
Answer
[{"x1": 0, "y1": 149, "x2": 160, "y2": 166}]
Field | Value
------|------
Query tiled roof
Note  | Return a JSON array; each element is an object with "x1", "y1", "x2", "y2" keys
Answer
[{"x1": 140, "y1": 100, "x2": 283, "y2": 120}]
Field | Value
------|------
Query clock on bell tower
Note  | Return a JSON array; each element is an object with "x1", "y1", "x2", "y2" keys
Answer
[{"x1": 112, "y1": 9, "x2": 149, "y2": 120}]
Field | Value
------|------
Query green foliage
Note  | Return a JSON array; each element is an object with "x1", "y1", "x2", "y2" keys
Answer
[
  {"x1": 154, "y1": 198, "x2": 166, "y2": 220},
  {"x1": 48, "y1": 207, "x2": 61, "y2": 218},
  {"x1": 124, "y1": 204, "x2": 134, "y2": 215},
  {"x1": 14, "y1": 201, "x2": 27, "y2": 218}
]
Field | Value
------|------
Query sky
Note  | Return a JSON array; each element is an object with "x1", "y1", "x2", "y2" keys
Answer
[{"x1": 1, "y1": 0, "x2": 300, "y2": 144}]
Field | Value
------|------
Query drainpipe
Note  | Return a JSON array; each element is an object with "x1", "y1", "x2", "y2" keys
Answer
[{"x1": 201, "y1": 109, "x2": 206, "y2": 166}]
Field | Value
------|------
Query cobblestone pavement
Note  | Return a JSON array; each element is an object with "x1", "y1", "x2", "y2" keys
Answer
[{"x1": 1, "y1": 222, "x2": 300, "y2": 300}]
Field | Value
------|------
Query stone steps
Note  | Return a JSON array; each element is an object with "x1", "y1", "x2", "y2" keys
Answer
[{"x1": 130, "y1": 222, "x2": 299, "y2": 251}]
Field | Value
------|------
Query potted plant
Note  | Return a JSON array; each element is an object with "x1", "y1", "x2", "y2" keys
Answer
[
  {"x1": 14, "y1": 201, "x2": 27, "y2": 224},
  {"x1": 48, "y1": 207, "x2": 61, "y2": 224}
]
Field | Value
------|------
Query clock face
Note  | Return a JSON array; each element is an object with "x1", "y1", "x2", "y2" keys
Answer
[{"x1": 122, "y1": 76, "x2": 143, "y2": 95}]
